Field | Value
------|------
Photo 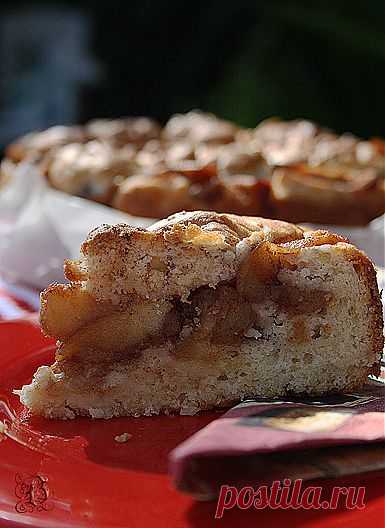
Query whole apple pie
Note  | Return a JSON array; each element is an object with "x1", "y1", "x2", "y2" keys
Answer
[
  {"x1": 17, "y1": 211, "x2": 383, "y2": 418},
  {"x1": 4, "y1": 112, "x2": 385, "y2": 225}
]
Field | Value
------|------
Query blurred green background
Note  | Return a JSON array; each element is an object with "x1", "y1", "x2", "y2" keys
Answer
[{"x1": 1, "y1": 0, "x2": 385, "y2": 147}]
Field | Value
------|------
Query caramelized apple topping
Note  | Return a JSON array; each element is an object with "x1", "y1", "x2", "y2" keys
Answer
[
  {"x1": 237, "y1": 241, "x2": 297, "y2": 301},
  {"x1": 41, "y1": 284, "x2": 103, "y2": 340},
  {"x1": 57, "y1": 299, "x2": 173, "y2": 360},
  {"x1": 271, "y1": 286, "x2": 332, "y2": 316},
  {"x1": 236, "y1": 240, "x2": 333, "y2": 313},
  {"x1": 282, "y1": 230, "x2": 348, "y2": 250},
  {"x1": 172, "y1": 285, "x2": 258, "y2": 360}
]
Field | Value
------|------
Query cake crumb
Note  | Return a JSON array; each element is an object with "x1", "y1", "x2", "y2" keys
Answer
[
  {"x1": 244, "y1": 327, "x2": 262, "y2": 339},
  {"x1": 114, "y1": 432, "x2": 132, "y2": 443},
  {"x1": 0, "y1": 421, "x2": 6, "y2": 441}
]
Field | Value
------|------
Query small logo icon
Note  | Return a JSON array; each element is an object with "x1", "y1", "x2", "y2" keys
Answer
[{"x1": 14, "y1": 473, "x2": 52, "y2": 513}]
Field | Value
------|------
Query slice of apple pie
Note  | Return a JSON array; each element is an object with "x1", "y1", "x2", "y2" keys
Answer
[{"x1": 17, "y1": 211, "x2": 383, "y2": 419}]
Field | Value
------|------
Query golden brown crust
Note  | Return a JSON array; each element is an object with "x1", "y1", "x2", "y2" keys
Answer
[
  {"x1": 282, "y1": 230, "x2": 349, "y2": 249},
  {"x1": 344, "y1": 249, "x2": 384, "y2": 377},
  {"x1": 81, "y1": 211, "x2": 305, "y2": 257},
  {"x1": 80, "y1": 223, "x2": 149, "y2": 255},
  {"x1": 153, "y1": 210, "x2": 304, "y2": 242},
  {"x1": 63, "y1": 259, "x2": 88, "y2": 282}
]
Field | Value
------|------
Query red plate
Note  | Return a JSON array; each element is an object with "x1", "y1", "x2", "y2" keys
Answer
[{"x1": 0, "y1": 319, "x2": 383, "y2": 528}]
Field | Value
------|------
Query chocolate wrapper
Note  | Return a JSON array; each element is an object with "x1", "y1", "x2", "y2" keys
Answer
[{"x1": 170, "y1": 378, "x2": 385, "y2": 500}]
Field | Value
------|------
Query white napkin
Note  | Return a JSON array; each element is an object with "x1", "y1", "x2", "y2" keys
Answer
[{"x1": 0, "y1": 161, "x2": 153, "y2": 290}]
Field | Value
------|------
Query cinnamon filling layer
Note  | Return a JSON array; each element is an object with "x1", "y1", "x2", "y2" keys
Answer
[
  {"x1": 53, "y1": 283, "x2": 332, "y2": 365},
  {"x1": 41, "y1": 238, "x2": 337, "y2": 366}
]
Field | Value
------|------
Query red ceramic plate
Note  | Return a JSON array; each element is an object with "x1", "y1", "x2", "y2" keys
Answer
[{"x1": 0, "y1": 319, "x2": 383, "y2": 528}]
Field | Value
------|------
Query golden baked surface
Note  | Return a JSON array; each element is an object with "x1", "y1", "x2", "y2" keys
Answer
[{"x1": 5, "y1": 113, "x2": 385, "y2": 225}]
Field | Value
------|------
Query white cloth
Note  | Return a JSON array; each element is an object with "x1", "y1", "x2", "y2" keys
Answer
[{"x1": 0, "y1": 162, "x2": 152, "y2": 290}]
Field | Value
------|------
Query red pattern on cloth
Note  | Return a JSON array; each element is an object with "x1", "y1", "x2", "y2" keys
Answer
[{"x1": 0, "y1": 285, "x2": 36, "y2": 320}]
